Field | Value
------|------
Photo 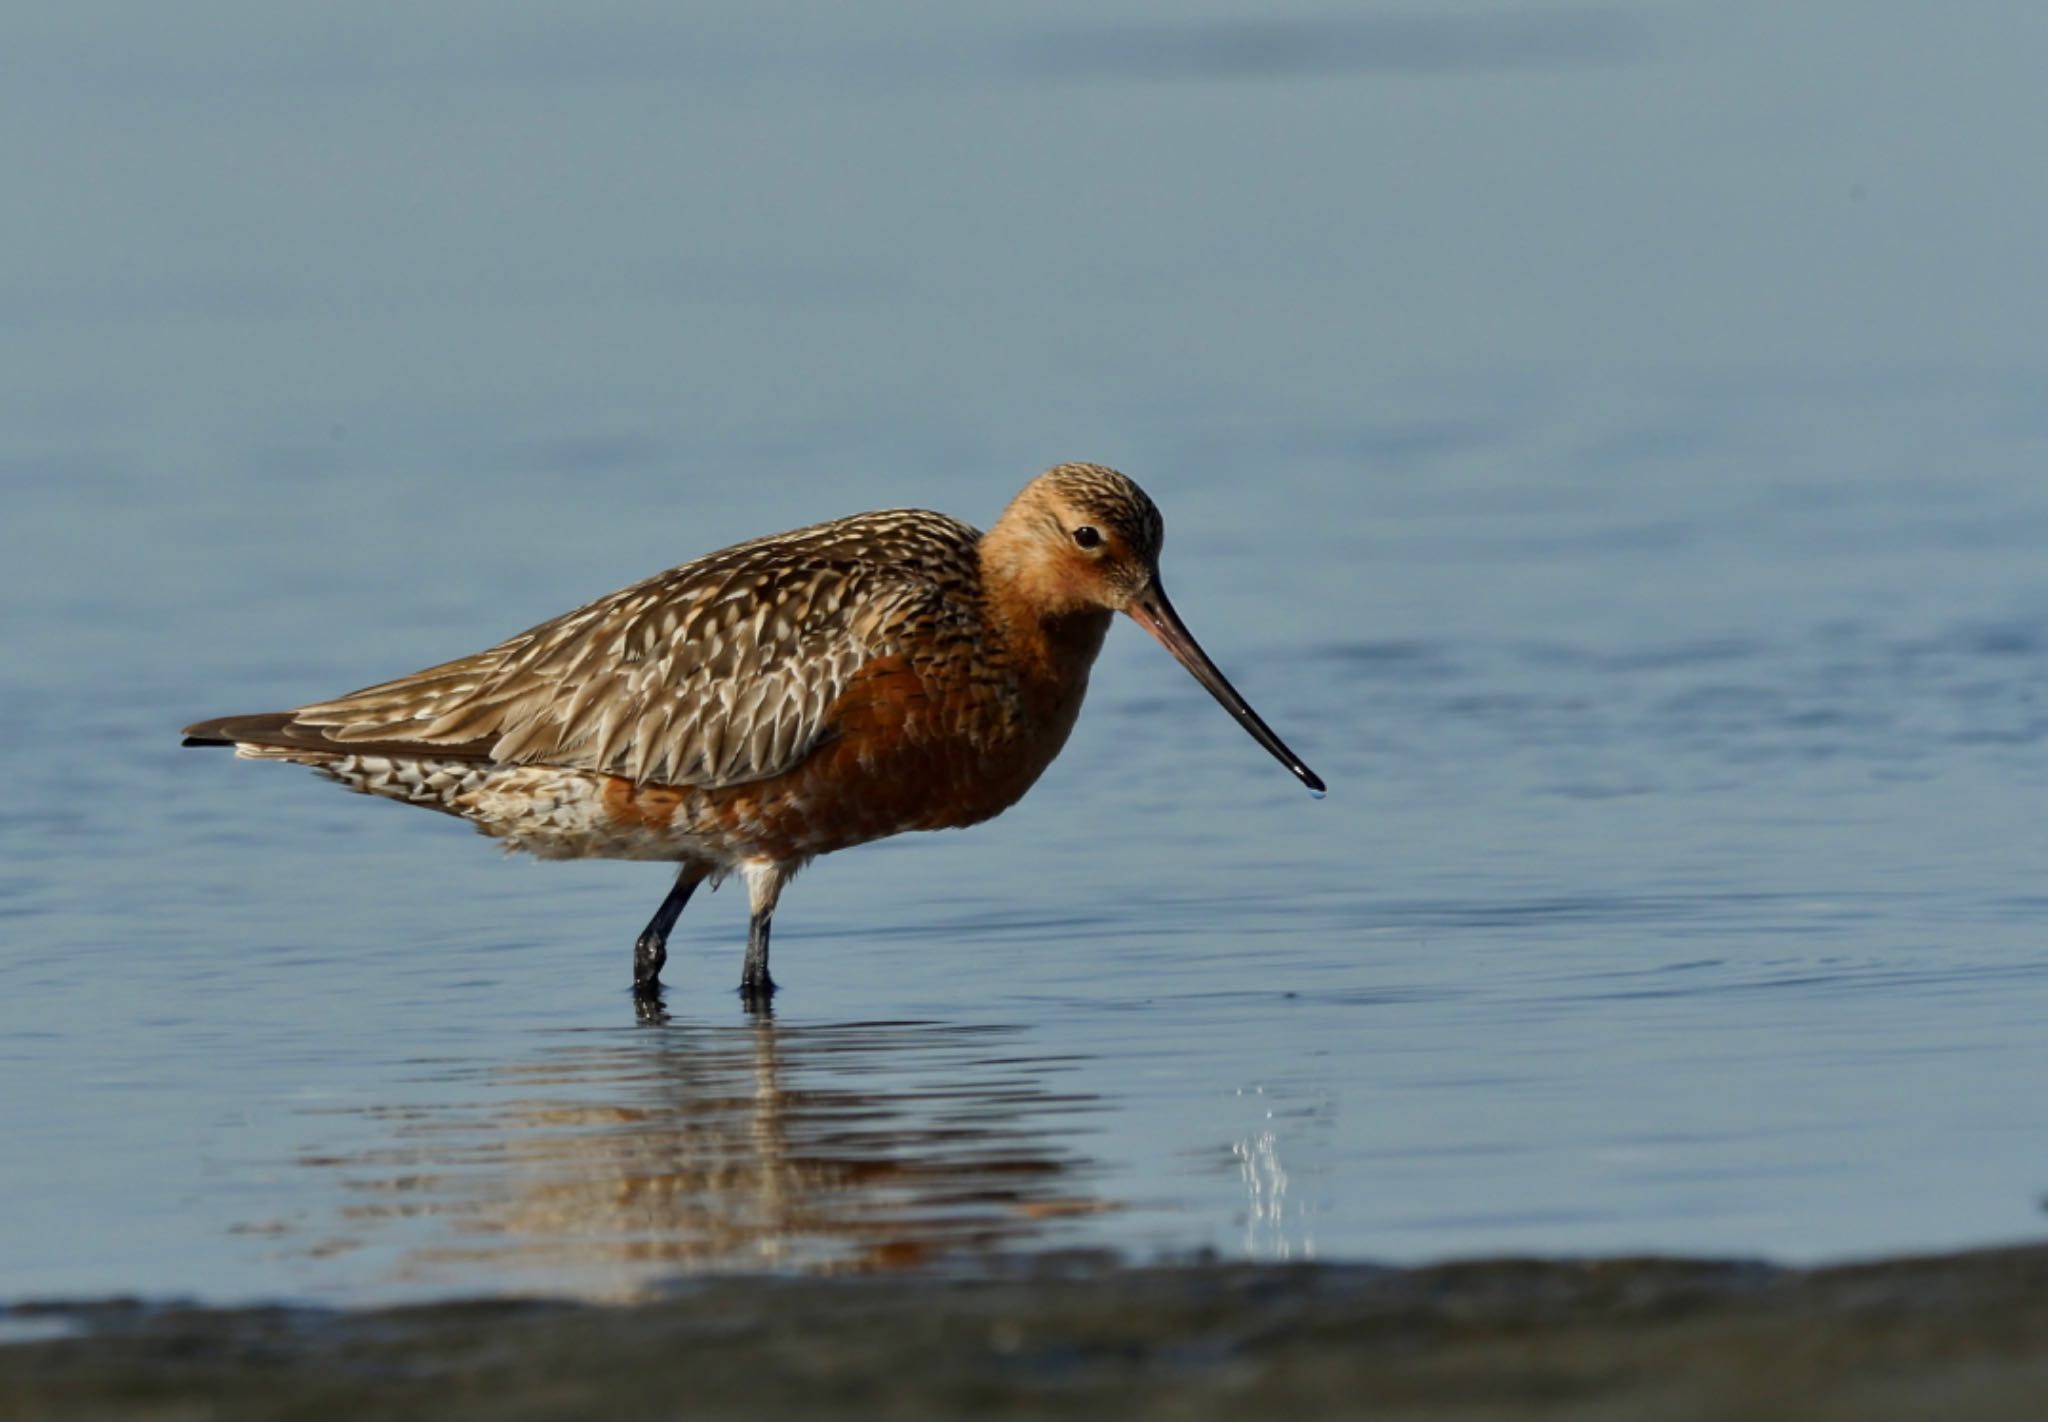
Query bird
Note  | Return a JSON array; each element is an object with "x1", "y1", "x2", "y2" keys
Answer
[{"x1": 182, "y1": 462, "x2": 1324, "y2": 1006}]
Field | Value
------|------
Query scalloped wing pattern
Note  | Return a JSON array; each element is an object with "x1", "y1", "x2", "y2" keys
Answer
[{"x1": 288, "y1": 510, "x2": 985, "y2": 790}]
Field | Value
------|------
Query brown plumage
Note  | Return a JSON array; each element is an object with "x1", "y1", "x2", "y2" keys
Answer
[{"x1": 183, "y1": 463, "x2": 1323, "y2": 1005}]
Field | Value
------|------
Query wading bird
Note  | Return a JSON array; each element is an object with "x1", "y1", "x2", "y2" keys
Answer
[{"x1": 183, "y1": 463, "x2": 1323, "y2": 1005}]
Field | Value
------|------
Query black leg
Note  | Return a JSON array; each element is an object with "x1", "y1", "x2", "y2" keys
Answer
[
  {"x1": 634, "y1": 869, "x2": 700, "y2": 996},
  {"x1": 737, "y1": 859, "x2": 788, "y2": 1009},
  {"x1": 740, "y1": 907, "x2": 777, "y2": 1007}
]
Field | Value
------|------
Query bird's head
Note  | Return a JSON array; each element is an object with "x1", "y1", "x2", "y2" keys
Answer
[{"x1": 984, "y1": 462, "x2": 1324, "y2": 796}]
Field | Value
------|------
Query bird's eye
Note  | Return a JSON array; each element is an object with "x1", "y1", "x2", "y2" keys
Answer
[{"x1": 1072, "y1": 526, "x2": 1102, "y2": 550}]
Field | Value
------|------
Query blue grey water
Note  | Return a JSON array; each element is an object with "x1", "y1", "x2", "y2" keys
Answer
[{"x1": 6, "y1": 2, "x2": 2048, "y2": 1304}]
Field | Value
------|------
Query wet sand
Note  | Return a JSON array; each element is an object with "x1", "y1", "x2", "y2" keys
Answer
[{"x1": 8, "y1": 1245, "x2": 2048, "y2": 1420}]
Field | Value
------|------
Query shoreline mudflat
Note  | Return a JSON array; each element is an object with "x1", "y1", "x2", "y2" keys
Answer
[{"x1": 7, "y1": 1244, "x2": 2048, "y2": 1420}]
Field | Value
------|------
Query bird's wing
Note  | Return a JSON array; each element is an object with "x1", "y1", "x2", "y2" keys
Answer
[{"x1": 286, "y1": 514, "x2": 981, "y2": 788}]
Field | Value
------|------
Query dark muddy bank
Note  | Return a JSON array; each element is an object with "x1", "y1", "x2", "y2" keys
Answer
[{"x1": 9, "y1": 1245, "x2": 2048, "y2": 1420}]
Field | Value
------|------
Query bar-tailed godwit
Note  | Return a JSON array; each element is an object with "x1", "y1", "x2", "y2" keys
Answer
[{"x1": 183, "y1": 463, "x2": 1323, "y2": 1004}]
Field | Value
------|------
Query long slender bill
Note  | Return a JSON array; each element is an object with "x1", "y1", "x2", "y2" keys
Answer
[{"x1": 1127, "y1": 581, "x2": 1326, "y2": 796}]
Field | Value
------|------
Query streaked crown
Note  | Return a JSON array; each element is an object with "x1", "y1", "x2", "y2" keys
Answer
[{"x1": 1036, "y1": 462, "x2": 1165, "y2": 564}]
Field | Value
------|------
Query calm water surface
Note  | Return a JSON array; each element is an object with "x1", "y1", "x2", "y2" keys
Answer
[{"x1": 6, "y1": 3, "x2": 2048, "y2": 1304}]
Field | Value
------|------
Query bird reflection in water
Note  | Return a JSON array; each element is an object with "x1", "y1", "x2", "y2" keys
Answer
[{"x1": 283, "y1": 1013, "x2": 1113, "y2": 1298}]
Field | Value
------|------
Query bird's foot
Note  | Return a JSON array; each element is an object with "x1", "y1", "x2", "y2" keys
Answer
[
  {"x1": 633, "y1": 929, "x2": 668, "y2": 994},
  {"x1": 738, "y1": 969, "x2": 777, "y2": 1012}
]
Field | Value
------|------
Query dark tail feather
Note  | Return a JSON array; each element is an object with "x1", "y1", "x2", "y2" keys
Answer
[
  {"x1": 179, "y1": 711, "x2": 500, "y2": 762},
  {"x1": 181, "y1": 712, "x2": 298, "y2": 748}
]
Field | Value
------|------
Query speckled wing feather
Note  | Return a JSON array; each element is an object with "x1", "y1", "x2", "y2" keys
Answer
[{"x1": 285, "y1": 511, "x2": 986, "y2": 788}]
